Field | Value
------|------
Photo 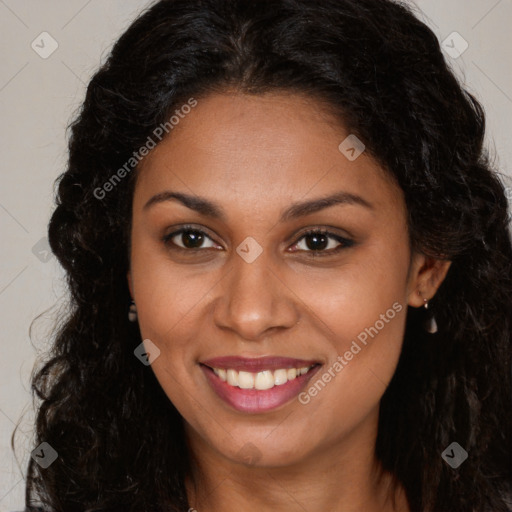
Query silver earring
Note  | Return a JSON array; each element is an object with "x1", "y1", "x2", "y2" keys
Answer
[
  {"x1": 423, "y1": 298, "x2": 438, "y2": 334},
  {"x1": 128, "y1": 300, "x2": 137, "y2": 322}
]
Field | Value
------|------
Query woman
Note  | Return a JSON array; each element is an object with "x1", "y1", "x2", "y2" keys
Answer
[{"x1": 23, "y1": 0, "x2": 512, "y2": 510}]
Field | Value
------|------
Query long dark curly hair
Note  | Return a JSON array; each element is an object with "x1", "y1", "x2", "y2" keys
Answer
[{"x1": 20, "y1": 0, "x2": 512, "y2": 510}]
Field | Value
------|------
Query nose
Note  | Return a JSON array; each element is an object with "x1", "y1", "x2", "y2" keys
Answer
[{"x1": 213, "y1": 251, "x2": 300, "y2": 341}]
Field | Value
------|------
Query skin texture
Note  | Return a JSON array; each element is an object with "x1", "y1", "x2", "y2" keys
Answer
[{"x1": 127, "y1": 91, "x2": 451, "y2": 512}]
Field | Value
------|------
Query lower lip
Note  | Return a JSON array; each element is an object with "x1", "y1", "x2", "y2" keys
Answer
[{"x1": 200, "y1": 364, "x2": 322, "y2": 413}]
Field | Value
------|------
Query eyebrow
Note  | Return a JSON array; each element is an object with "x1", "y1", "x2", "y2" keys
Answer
[{"x1": 143, "y1": 190, "x2": 374, "y2": 221}]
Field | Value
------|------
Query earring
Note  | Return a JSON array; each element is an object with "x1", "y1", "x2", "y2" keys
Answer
[
  {"x1": 422, "y1": 297, "x2": 438, "y2": 334},
  {"x1": 128, "y1": 300, "x2": 137, "y2": 322}
]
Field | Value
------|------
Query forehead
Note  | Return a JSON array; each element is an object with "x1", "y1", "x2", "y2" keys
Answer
[{"x1": 133, "y1": 91, "x2": 404, "y2": 219}]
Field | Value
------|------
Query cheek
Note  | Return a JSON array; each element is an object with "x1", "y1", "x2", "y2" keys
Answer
[
  {"x1": 295, "y1": 236, "x2": 410, "y2": 349},
  {"x1": 292, "y1": 238, "x2": 409, "y2": 408},
  {"x1": 130, "y1": 228, "x2": 210, "y2": 335},
  {"x1": 129, "y1": 237, "x2": 215, "y2": 383},
  {"x1": 135, "y1": 272, "x2": 207, "y2": 343},
  {"x1": 131, "y1": 260, "x2": 211, "y2": 417},
  {"x1": 293, "y1": 260, "x2": 408, "y2": 434}
]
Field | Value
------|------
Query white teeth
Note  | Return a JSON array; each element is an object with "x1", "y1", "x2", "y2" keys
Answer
[
  {"x1": 255, "y1": 370, "x2": 274, "y2": 390},
  {"x1": 211, "y1": 365, "x2": 314, "y2": 389},
  {"x1": 273, "y1": 369, "x2": 288, "y2": 386},
  {"x1": 227, "y1": 369, "x2": 238, "y2": 387},
  {"x1": 238, "y1": 371, "x2": 255, "y2": 389}
]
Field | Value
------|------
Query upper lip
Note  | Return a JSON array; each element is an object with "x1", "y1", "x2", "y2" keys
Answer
[{"x1": 200, "y1": 356, "x2": 321, "y2": 372}]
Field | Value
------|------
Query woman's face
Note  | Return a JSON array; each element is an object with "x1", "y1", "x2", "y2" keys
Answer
[{"x1": 128, "y1": 91, "x2": 442, "y2": 468}]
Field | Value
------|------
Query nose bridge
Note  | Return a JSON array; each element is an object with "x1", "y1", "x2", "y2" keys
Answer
[{"x1": 213, "y1": 248, "x2": 298, "y2": 340}]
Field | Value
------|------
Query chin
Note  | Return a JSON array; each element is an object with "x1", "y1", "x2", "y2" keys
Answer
[{"x1": 219, "y1": 428, "x2": 315, "y2": 468}]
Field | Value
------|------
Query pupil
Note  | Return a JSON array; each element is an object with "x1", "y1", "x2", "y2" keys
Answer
[
  {"x1": 183, "y1": 230, "x2": 204, "y2": 248},
  {"x1": 306, "y1": 233, "x2": 328, "y2": 251}
]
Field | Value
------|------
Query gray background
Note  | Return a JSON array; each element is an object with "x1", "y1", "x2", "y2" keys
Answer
[{"x1": 1, "y1": 0, "x2": 511, "y2": 509}]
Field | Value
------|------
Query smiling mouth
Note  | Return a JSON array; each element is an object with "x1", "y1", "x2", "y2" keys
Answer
[
  {"x1": 205, "y1": 365, "x2": 318, "y2": 390},
  {"x1": 199, "y1": 357, "x2": 323, "y2": 413}
]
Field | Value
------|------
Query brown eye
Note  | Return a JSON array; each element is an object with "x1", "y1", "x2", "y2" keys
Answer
[
  {"x1": 291, "y1": 229, "x2": 354, "y2": 255},
  {"x1": 163, "y1": 227, "x2": 218, "y2": 251}
]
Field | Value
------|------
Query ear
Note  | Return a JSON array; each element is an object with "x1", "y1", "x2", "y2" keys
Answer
[{"x1": 407, "y1": 252, "x2": 452, "y2": 307}]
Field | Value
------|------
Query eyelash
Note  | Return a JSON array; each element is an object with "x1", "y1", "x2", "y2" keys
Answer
[{"x1": 162, "y1": 224, "x2": 354, "y2": 257}]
